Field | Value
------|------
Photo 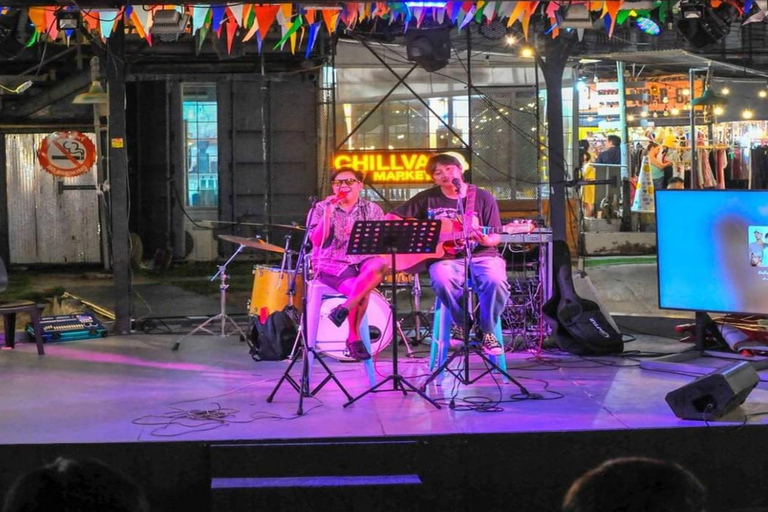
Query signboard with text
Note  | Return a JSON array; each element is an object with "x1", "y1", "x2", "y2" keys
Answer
[
  {"x1": 36, "y1": 131, "x2": 96, "y2": 178},
  {"x1": 332, "y1": 150, "x2": 467, "y2": 184}
]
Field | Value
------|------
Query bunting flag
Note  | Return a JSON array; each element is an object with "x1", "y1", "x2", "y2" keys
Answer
[{"x1": 1, "y1": 1, "x2": 760, "y2": 51}]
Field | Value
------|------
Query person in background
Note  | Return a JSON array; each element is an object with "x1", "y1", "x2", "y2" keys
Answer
[
  {"x1": 596, "y1": 135, "x2": 621, "y2": 165},
  {"x1": 647, "y1": 141, "x2": 666, "y2": 192},
  {"x1": 562, "y1": 457, "x2": 707, "y2": 512},
  {"x1": 749, "y1": 230, "x2": 764, "y2": 267},
  {"x1": 2, "y1": 457, "x2": 149, "y2": 512},
  {"x1": 580, "y1": 152, "x2": 596, "y2": 218},
  {"x1": 666, "y1": 176, "x2": 684, "y2": 189},
  {"x1": 310, "y1": 167, "x2": 387, "y2": 361}
]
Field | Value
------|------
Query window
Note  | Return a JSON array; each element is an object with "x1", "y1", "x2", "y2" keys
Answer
[{"x1": 182, "y1": 83, "x2": 218, "y2": 207}]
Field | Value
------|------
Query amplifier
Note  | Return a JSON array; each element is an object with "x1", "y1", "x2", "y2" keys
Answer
[{"x1": 27, "y1": 313, "x2": 108, "y2": 342}]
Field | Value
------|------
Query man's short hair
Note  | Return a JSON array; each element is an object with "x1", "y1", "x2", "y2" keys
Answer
[
  {"x1": 562, "y1": 457, "x2": 706, "y2": 512},
  {"x1": 425, "y1": 153, "x2": 463, "y2": 176},
  {"x1": 667, "y1": 177, "x2": 684, "y2": 186},
  {"x1": 607, "y1": 135, "x2": 621, "y2": 147},
  {"x1": 330, "y1": 167, "x2": 365, "y2": 183}
]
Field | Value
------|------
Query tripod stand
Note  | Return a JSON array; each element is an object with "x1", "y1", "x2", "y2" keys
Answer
[
  {"x1": 343, "y1": 220, "x2": 442, "y2": 409},
  {"x1": 266, "y1": 200, "x2": 351, "y2": 415},
  {"x1": 172, "y1": 244, "x2": 247, "y2": 351},
  {"x1": 399, "y1": 276, "x2": 432, "y2": 345}
]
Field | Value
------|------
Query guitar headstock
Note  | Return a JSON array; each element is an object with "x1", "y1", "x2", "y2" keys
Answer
[{"x1": 502, "y1": 219, "x2": 536, "y2": 235}]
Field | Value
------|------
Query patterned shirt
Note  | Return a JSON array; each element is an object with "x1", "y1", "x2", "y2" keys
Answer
[{"x1": 310, "y1": 199, "x2": 384, "y2": 276}]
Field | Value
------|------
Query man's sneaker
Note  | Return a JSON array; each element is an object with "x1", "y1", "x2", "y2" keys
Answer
[
  {"x1": 482, "y1": 332, "x2": 504, "y2": 356},
  {"x1": 449, "y1": 325, "x2": 465, "y2": 349}
]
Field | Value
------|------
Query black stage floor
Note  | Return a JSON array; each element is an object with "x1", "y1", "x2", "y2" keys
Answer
[{"x1": 2, "y1": 328, "x2": 768, "y2": 512}]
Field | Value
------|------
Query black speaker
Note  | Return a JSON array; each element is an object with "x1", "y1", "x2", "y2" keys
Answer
[
  {"x1": 405, "y1": 28, "x2": 451, "y2": 72},
  {"x1": 665, "y1": 361, "x2": 758, "y2": 420}
]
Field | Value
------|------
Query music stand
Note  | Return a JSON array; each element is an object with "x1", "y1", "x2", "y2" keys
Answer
[{"x1": 343, "y1": 220, "x2": 442, "y2": 409}]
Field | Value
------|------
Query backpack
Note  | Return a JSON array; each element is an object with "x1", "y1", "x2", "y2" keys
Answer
[
  {"x1": 247, "y1": 308, "x2": 297, "y2": 361},
  {"x1": 542, "y1": 240, "x2": 624, "y2": 356}
]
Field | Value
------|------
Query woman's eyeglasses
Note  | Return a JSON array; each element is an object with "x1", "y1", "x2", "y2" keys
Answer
[{"x1": 331, "y1": 179, "x2": 360, "y2": 186}]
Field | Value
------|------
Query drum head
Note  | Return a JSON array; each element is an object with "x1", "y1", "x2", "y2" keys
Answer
[{"x1": 315, "y1": 291, "x2": 392, "y2": 361}]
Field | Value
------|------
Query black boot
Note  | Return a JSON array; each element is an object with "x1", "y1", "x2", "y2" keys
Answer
[{"x1": 346, "y1": 340, "x2": 371, "y2": 361}]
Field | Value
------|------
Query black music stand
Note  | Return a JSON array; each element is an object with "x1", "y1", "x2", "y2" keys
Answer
[{"x1": 343, "y1": 220, "x2": 442, "y2": 409}]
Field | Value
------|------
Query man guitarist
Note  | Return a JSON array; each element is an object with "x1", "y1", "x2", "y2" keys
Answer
[{"x1": 387, "y1": 153, "x2": 509, "y2": 356}]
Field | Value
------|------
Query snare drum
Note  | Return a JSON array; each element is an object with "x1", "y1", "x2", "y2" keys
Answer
[
  {"x1": 315, "y1": 290, "x2": 392, "y2": 361},
  {"x1": 248, "y1": 266, "x2": 303, "y2": 315}
]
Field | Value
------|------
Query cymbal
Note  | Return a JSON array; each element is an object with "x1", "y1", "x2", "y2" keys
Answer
[
  {"x1": 270, "y1": 223, "x2": 306, "y2": 231},
  {"x1": 219, "y1": 235, "x2": 285, "y2": 253}
]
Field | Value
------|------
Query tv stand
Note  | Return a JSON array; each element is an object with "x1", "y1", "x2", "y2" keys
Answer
[{"x1": 640, "y1": 311, "x2": 752, "y2": 375}]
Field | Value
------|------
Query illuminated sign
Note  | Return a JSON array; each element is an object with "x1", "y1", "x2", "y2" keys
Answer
[{"x1": 332, "y1": 150, "x2": 465, "y2": 184}]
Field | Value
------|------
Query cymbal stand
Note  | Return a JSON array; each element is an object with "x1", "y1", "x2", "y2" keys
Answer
[
  {"x1": 267, "y1": 198, "x2": 351, "y2": 415},
  {"x1": 172, "y1": 244, "x2": 247, "y2": 351}
]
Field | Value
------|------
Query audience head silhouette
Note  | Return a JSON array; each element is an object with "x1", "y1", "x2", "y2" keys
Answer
[
  {"x1": 562, "y1": 457, "x2": 706, "y2": 512},
  {"x1": 2, "y1": 457, "x2": 149, "y2": 512}
]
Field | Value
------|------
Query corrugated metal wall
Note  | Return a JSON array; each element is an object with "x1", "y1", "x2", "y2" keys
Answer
[{"x1": 5, "y1": 133, "x2": 101, "y2": 264}]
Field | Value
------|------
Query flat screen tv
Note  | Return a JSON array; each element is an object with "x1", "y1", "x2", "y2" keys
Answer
[{"x1": 656, "y1": 190, "x2": 768, "y2": 316}]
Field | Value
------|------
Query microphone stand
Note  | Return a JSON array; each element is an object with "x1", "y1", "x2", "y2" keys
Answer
[{"x1": 266, "y1": 197, "x2": 352, "y2": 415}]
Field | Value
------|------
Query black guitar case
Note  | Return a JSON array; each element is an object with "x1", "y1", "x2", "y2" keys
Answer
[{"x1": 542, "y1": 240, "x2": 624, "y2": 355}]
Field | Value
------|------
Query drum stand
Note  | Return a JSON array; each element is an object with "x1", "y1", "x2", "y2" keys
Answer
[
  {"x1": 400, "y1": 276, "x2": 431, "y2": 346},
  {"x1": 267, "y1": 199, "x2": 351, "y2": 415},
  {"x1": 172, "y1": 244, "x2": 247, "y2": 351}
]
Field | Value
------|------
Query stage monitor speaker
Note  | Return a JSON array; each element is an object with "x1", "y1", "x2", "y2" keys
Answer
[
  {"x1": 665, "y1": 361, "x2": 758, "y2": 420},
  {"x1": 405, "y1": 28, "x2": 451, "y2": 72}
]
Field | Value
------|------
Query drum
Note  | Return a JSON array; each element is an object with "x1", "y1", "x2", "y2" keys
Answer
[
  {"x1": 315, "y1": 290, "x2": 392, "y2": 361},
  {"x1": 248, "y1": 266, "x2": 303, "y2": 316}
]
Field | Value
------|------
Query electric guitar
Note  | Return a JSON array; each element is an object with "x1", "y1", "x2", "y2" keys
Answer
[{"x1": 393, "y1": 218, "x2": 535, "y2": 274}]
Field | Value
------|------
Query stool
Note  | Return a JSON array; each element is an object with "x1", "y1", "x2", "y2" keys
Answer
[
  {"x1": 305, "y1": 281, "x2": 376, "y2": 386},
  {"x1": 428, "y1": 298, "x2": 506, "y2": 384},
  {"x1": 1, "y1": 300, "x2": 45, "y2": 355}
]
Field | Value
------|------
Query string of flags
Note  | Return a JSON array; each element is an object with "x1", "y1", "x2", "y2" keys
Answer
[{"x1": 0, "y1": 1, "x2": 761, "y2": 56}]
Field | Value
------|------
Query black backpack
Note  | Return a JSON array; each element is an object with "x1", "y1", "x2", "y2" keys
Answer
[
  {"x1": 542, "y1": 240, "x2": 624, "y2": 356},
  {"x1": 247, "y1": 308, "x2": 297, "y2": 361}
]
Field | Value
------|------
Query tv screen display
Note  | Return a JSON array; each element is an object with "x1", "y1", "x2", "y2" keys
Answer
[{"x1": 656, "y1": 190, "x2": 768, "y2": 315}]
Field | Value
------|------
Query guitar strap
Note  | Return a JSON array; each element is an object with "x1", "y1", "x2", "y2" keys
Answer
[{"x1": 464, "y1": 184, "x2": 477, "y2": 226}]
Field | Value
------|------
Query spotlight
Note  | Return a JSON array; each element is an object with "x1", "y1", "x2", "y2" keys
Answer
[
  {"x1": 721, "y1": 86, "x2": 730, "y2": 95},
  {"x1": 406, "y1": 27, "x2": 451, "y2": 72},
  {"x1": 504, "y1": 34, "x2": 517, "y2": 46},
  {"x1": 56, "y1": 10, "x2": 80, "y2": 31},
  {"x1": 560, "y1": 4, "x2": 594, "y2": 29},
  {"x1": 714, "y1": 106, "x2": 724, "y2": 116},
  {"x1": 671, "y1": 107, "x2": 680, "y2": 115},
  {"x1": 680, "y1": 0, "x2": 704, "y2": 19},
  {"x1": 150, "y1": 10, "x2": 190, "y2": 35},
  {"x1": 742, "y1": 109, "x2": 754, "y2": 119},
  {"x1": 520, "y1": 46, "x2": 534, "y2": 58},
  {"x1": 759, "y1": 90, "x2": 767, "y2": 98}
]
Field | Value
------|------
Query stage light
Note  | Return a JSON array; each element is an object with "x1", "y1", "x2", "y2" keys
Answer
[
  {"x1": 759, "y1": 90, "x2": 767, "y2": 98},
  {"x1": 743, "y1": 109, "x2": 754, "y2": 119},
  {"x1": 150, "y1": 10, "x2": 189, "y2": 35},
  {"x1": 714, "y1": 106, "x2": 724, "y2": 116},
  {"x1": 56, "y1": 10, "x2": 80, "y2": 31},
  {"x1": 560, "y1": 4, "x2": 594, "y2": 29},
  {"x1": 680, "y1": 0, "x2": 704, "y2": 19},
  {"x1": 405, "y1": 27, "x2": 451, "y2": 72},
  {"x1": 721, "y1": 86, "x2": 730, "y2": 95},
  {"x1": 504, "y1": 34, "x2": 517, "y2": 46},
  {"x1": 520, "y1": 46, "x2": 534, "y2": 58}
]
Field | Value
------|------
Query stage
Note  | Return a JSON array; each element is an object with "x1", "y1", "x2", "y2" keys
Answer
[{"x1": 2, "y1": 326, "x2": 768, "y2": 512}]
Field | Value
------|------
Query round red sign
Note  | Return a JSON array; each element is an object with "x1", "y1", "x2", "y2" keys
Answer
[{"x1": 37, "y1": 131, "x2": 96, "y2": 177}]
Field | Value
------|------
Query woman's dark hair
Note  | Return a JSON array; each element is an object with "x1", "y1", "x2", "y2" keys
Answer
[
  {"x1": 562, "y1": 457, "x2": 706, "y2": 512},
  {"x1": 2, "y1": 457, "x2": 149, "y2": 512},
  {"x1": 330, "y1": 167, "x2": 364, "y2": 183}
]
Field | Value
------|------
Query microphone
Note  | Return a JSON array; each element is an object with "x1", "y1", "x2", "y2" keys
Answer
[
  {"x1": 329, "y1": 190, "x2": 348, "y2": 205},
  {"x1": 451, "y1": 178, "x2": 462, "y2": 193}
]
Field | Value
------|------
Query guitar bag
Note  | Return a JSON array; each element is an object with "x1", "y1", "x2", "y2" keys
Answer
[{"x1": 542, "y1": 240, "x2": 624, "y2": 355}]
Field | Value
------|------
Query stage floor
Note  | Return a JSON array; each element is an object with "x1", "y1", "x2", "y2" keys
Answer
[{"x1": 3, "y1": 327, "x2": 768, "y2": 446}]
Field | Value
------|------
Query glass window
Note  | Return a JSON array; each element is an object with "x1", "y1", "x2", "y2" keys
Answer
[{"x1": 182, "y1": 83, "x2": 218, "y2": 207}]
